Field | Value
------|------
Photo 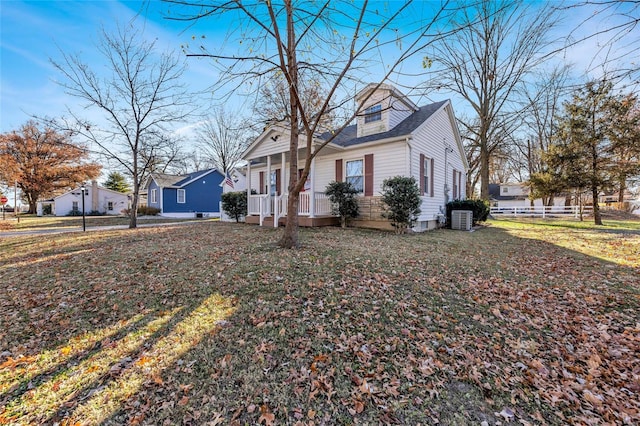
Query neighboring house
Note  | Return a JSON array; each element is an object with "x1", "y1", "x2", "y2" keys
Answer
[
  {"x1": 488, "y1": 183, "x2": 569, "y2": 209},
  {"x1": 145, "y1": 168, "x2": 224, "y2": 218},
  {"x1": 242, "y1": 83, "x2": 468, "y2": 231},
  {"x1": 489, "y1": 183, "x2": 636, "y2": 211},
  {"x1": 37, "y1": 181, "x2": 129, "y2": 216}
]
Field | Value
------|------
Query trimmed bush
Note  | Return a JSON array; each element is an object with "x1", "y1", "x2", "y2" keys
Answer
[
  {"x1": 325, "y1": 181, "x2": 360, "y2": 228},
  {"x1": 445, "y1": 199, "x2": 489, "y2": 227},
  {"x1": 381, "y1": 176, "x2": 421, "y2": 234},
  {"x1": 137, "y1": 206, "x2": 161, "y2": 216},
  {"x1": 221, "y1": 191, "x2": 248, "y2": 223}
]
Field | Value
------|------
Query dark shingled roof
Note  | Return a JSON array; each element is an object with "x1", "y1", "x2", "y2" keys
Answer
[
  {"x1": 152, "y1": 168, "x2": 218, "y2": 188},
  {"x1": 320, "y1": 100, "x2": 448, "y2": 147},
  {"x1": 488, "y1": 183, "x2": 527, "y2": 201}
]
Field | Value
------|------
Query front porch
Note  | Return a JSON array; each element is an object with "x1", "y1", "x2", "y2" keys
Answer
[{"x1": 246, "y1": 192, "x2": 339, "y2": 227}]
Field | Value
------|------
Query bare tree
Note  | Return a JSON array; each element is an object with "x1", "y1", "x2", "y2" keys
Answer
[
  {"x1": 50, "y1": 23, "x2": 192, "y2": 228},
  {"x1": 421, "y1": 0, "x2": 561, "y2": 200},
  {"x1": 517, "y1": 66, "x2": 572, "y2": 205},
  {"x1": 561, "y1": 1, "x2": 640, "y2": 84},
  {"x1": 167, "y1": 0, "x2": 464, "y2": 248},
  {"x1": 197, "y1": 107, "x2": 252, "y2": 174}
]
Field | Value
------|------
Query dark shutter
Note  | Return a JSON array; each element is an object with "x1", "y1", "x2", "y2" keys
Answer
[
  {"x1": 430, "y1": 158, "x2": 434, "y2": 197},
  {"x1": 364, "y1": 154, "x2": 374, "y2": 196},
  {"x1": 335, "y1": 159, "x2": 343, "y2": 182},
  {"x1": 259, "y1": 171, "x2": 264, "y2": 194},
  {"x1": 419, "y1": 153, "x2": 425, "y2": 195},
  {"x1": 276, "y1": 168, "x2": 281, "y2": 195},
  {"x1": 453, "y1": 169, "x2": 457, "y2": 199}
]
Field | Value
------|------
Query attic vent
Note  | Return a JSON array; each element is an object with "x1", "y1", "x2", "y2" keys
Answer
[{"x1": 451, "y1": 210, "x2": 472, "y2": 231}]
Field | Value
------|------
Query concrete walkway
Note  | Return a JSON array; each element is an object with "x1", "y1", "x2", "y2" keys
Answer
[{"x1": 0, "y1": 220, "x2": 201, "y2": 238}]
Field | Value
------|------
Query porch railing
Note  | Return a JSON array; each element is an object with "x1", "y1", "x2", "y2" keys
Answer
[{"x1": 248, "y1": 192, "x2": 334, "y2": 225}]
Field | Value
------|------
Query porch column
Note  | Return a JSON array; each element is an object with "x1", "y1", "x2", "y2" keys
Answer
[
  {"x1": 266, "y1": 155, "x2": 271, "y2": 195},
  {"x1": 281, "y1": 152, "x2": 287, "y2": 194},
  {"x1": 309, "y1": 156, "x2": 316, "y2": 218},
  {"x1": 246, "y1": 161, "x2": 251, "y2": 202}
]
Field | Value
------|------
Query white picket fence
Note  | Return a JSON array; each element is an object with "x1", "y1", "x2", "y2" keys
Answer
[{"x1": 490, "y1": 205, "x2": 593, "y2": 218}]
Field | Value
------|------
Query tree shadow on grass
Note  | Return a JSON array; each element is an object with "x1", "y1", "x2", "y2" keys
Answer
[{"x1": 0, "y1": 223, "x2": 248, "y2": 424}]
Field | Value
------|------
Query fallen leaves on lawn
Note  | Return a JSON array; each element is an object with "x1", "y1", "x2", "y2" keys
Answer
[{"x1": 0, "y1": 220, "x2": 638, "y2": 425}]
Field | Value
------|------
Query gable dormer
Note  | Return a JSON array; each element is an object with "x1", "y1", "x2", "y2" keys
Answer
[{"x1": 355, "y1": 83, "x2": 418, "y2": 137}]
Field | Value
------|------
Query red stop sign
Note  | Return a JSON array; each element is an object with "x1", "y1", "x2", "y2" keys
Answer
[{"x1": 0, "y1": 196, "x2": 7, "y2": 204}]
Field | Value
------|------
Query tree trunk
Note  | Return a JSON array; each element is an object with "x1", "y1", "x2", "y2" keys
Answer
[
  {"x1": 618, "y1": 178, "x2": 626, "y2": 203},
  {"x1": 129, "y1": 170, "x2": 139, "y2": 229},
  {"x1": 27, "y1": 192, "x2": 37, "y2": 214},
  {"x1": 480, "y1": 140, "x2": 490, "y2": 200},
  {"x1": 592, "y1": 185, "x2": 602, "y2": 225},
  {"x1": 278, "y1": 0, "x2": 300, "y2": 249}
]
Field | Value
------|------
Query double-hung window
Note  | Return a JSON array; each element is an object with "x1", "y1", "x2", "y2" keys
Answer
[
  {"x1": 107, "y1": 201, "x2": 114, "y2": 211},
  {"x1": 364, "y1": 104, "x2": 382, "y2": 123},
  {"x1": 150, "y1": 189, "x2": 157, "y2": 203},
  {"x1": 346, "y1": 159, "x2": 364, "y2": 193},
  {"x1": 423, "y1": 157, "x2": 431, "y2": 196},
  {"x1": 177, "y1": 189, "x2": 186, "y2": 204}
]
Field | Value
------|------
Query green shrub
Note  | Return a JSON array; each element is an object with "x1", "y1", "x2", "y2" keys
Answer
[
  {"x1": 325, "y1": 181, "x2": 360, "y2": 228},
  {"x1": 221, "y1": 191, "x2": 248, "y2": 223},
  {"x1": 381, "y1": 176, "x2": 421, "y2": 234},
  {"x1": 137, "y1": 206, "x2": 161, "y2": 216},
  {"x1": 66, "y1": 208, "x2": 82, "y2": 216},
  {"x1": 445, "y1": 199, "x2": 489, "y2": 227},
  {"x1": 87, "y1": 210, "x2": 104, "y2": 216}
]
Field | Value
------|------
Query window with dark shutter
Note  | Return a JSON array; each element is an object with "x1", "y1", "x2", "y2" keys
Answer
[{"x1": 335, "y1": 159, "x2": 343, "y2": 182}]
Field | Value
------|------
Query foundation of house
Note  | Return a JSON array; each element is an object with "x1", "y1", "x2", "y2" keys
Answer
[{"x1": 245, "y1": 215, "x2": 340, "y2": 227}]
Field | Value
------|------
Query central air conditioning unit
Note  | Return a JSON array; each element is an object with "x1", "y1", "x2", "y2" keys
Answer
[{"x1": 451, "y1": 210, "x2": 473, "y2": 231}]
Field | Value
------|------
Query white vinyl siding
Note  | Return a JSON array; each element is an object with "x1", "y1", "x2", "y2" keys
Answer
[
  {"x1": 177, "y1": 189, "x2": 186, "y2": 203},
  {"x1": 314, "y1": 140, "x2": 407, "y2": 195},
  {"x1": 387, "y1": 98, "x2": 414, "y2": 129},
  {"x1": 410, "y1": 104, "x2": 466, "y2": 221}
]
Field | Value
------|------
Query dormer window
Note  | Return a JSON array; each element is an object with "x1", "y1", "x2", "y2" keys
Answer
[{"x1": 364, "y1": 104, "x2": 382, "y2": 123}]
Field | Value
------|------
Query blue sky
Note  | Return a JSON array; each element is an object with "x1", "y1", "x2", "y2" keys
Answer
[
  {"x1": 0, "y1": 1, "x2": 215, "y2": 132},
  {"x1": 1, "y1": 0, "x2": 638, "y2": 135}
]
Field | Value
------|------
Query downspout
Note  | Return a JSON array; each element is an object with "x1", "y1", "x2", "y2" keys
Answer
[
  {"x1": 405, "y1": 136, "x2": 412, "y2": 176},
  {"x1": 444, "y1": 140, "x2": 454, "y2": 204}
]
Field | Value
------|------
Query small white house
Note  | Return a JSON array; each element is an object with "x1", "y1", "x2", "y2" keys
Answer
[
  {"x1": 488, "y1": 183, "x2": 570, "y2": 209},
  {"x1": 242, "y1": 83, "x2": 468, "y2": 231},
  {"x1": 38, "y1": 181, "x2": 129, "y2": 216}
]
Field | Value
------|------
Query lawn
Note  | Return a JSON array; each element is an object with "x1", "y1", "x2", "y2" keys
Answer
[{"x1": 0, "y1": 219, "x2": 638, "y2": 425}]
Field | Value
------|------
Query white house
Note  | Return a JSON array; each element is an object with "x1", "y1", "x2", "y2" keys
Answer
[
  {"x1": 38, "y1": 181, "x2": 129, "y2": 216},
  {"x1": 488, "y1": 183, "x2": 569, "y2": 209},
  {"x1": 242, "y1": 83, "x2": 468, "y2": 231}
]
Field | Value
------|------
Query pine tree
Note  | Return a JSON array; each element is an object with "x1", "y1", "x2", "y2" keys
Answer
[
  {"x1": 546, "y1": 80, "x2": 622, "y2": 225},
  {"x1": 103, "y1": 172, "x2": 131, "y2": 193}
]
